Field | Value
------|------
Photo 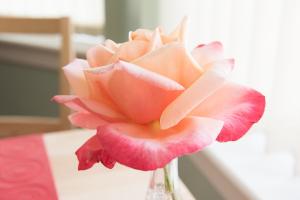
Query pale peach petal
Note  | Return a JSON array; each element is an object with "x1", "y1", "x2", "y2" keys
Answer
[
  {"x1": 128, "y1": 31, "x2": 133, "y2": 41},
  {"x1": 167, "y1": 16, "x2": 188, "y2": 44},
  {"x1": 97, "y1": 117, "x2": 223, "y2": 170},
  {"x1": 86, "y1": 44, "x2": 114, "y2": 67},
  {"x1": 190, "y1": 82, "x2": 265, "y2": 142},
  {"x1": 149, "y1": 28, "x2": 163, "y2": 51},
  {"x1": 160, "y1": 59, "x2": 234, "y2": 129},
  {"x1": 192, "y1": 42, "x2": 224, "y2": 68},
  {"x1": 83, "y1": 63, "x2": 128, "y2": 121},
  {"x1": 80, "y1": 98, "x2": 126, "y2": 121},
  {"x1": 69, "y1": 112, "x2": 108, "y2": 129},
  {"x1": 52, "y1": 95, "x2": 88, "y2": 113},
  {"x1": 129, "y1": 28, "x2": 153, "y2": 41},
  {"x1": 63, "y1": 59, "x2": 89, "y2": 97},
  {"x1": 133, "y1": 42, "x2": 203, "y2": 87},
  {"x1": 52, "y1": 95, "x2": 126, "y2": 122},
  {"x1": 112, "y1": 40, "x2": 149, "y2": 62},
  {"x1": 86, "y1": 61, "x2": 184, "y2": 124},
  {"x1": 104, "y1": 39, "x2": 119, "y2": 52},
  {"x1": 83, "y1": 67, "x2": 117, "y2": 105}
]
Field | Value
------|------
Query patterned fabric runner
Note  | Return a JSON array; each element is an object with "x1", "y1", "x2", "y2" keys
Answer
[{"x1": 0, "y1": 134, "x2": 58, "y2": 200}]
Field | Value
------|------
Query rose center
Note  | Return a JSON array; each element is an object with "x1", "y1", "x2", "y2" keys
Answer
[{"x1": 150, "y1": 120, "x2": 161, "y2": 133}]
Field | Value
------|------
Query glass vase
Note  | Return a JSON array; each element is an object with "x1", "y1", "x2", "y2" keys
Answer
[{"x1": 145, "y1": 158, "x2": 181, "y2": 200}]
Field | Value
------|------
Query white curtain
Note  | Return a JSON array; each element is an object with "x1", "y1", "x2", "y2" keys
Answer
[{"x1": 156, "y1": 0, "x2": 300, "y2": 173}]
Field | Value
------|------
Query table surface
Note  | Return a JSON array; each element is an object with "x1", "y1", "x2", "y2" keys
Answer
[{"x1": 44, "y1": 129, "x2": 195, "y2": 200}]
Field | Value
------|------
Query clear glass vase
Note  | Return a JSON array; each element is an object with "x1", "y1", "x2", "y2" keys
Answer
[{"x1": 145, "y1": 158, "x2": 181, "y2": 200}]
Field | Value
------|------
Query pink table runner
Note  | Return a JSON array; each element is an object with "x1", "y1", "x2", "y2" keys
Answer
[{"x1": 0, "y1": 134, "x2": 58, "y2": 200}]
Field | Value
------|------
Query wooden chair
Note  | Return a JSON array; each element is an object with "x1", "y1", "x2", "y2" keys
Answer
[{"x1": 0, "y1": 16, "x2": 74, "y2": 137}]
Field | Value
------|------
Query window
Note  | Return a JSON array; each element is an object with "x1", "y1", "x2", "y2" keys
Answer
[{"x1": 0, "y1": 0, "x2": 105, "y2": 35}]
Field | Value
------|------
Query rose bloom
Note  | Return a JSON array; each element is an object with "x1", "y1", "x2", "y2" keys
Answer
[{"x1": 53, "y1": 18, "x2": 265, "y2": 171}]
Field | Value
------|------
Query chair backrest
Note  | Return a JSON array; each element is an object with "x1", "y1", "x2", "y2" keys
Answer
[{"x1": 0, "y1": 16, "x2": 74, "y2": 137}]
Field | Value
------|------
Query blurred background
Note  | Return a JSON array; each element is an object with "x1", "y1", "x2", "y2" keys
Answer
[{"x1": 0, "y1": 0, "x2": 300, "y2": 199}]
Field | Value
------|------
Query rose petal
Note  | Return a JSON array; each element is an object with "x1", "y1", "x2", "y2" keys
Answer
[
  {"x1": 83, "y1": 64, "x2": 128, "y2": 121},
  {"x1": 85, "y1": 61, "x2": 184, "y2": 124},
  {"x1": 133, "y1": 43, "x2": 203, "y2": 87},
  {"x1": 104, "y1": 39, "x2": 119, "y2": 52},
  {"x1": 192, "y1": 41, "x2": 224, "y2": 68},
  {"x1": 52, "y1": 95, "x2": 89, "y2": 113},
  {"x1": 112, "y1": 40, "x2": 149, "y2": 62},
  {"x1": 86, "y1": 44, "x2": 114, "y2": 67},
  {"x1": 129, "y1": 28, "x2": 153, "y2": 41},
  {"x1": 166, "y1": 16, "x2": 188, "y2": 44},
  {"x1": 190, "y1": 82, "x2": 265, "y2": 142},
  {"x1": 63, "y1": 59, "x2": 90, "y2": 97},
  {"x1": 52, "y1": 95, "x2": 125, "y2": 121},
  {"x1": 149, "y1": 28, "x2": 163, "y2": 51},
  {"x1": 160, "y1": 59, "x2": 234, "y2": 129},
  {"x1": 76, "y1": 135, "x2": 116, "y2": 170},
  {"x1": 83, "y1": 68, "x2": 121, "y2": 109},
  {"x1": 97, "y1": 117, "x2": 223, "y2": 170},
  {"x1": 69, "y1": 112, "x2": 108, "y2": 129}
]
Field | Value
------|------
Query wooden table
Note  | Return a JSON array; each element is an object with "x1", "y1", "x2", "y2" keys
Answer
[{"x1": 44, "y1": 129, "x2": 195, "y2": 200}]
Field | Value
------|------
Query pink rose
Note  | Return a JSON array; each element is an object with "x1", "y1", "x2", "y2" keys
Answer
[{"x1": 53, "y1": 18, "x2": 265, "y2": 171}]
